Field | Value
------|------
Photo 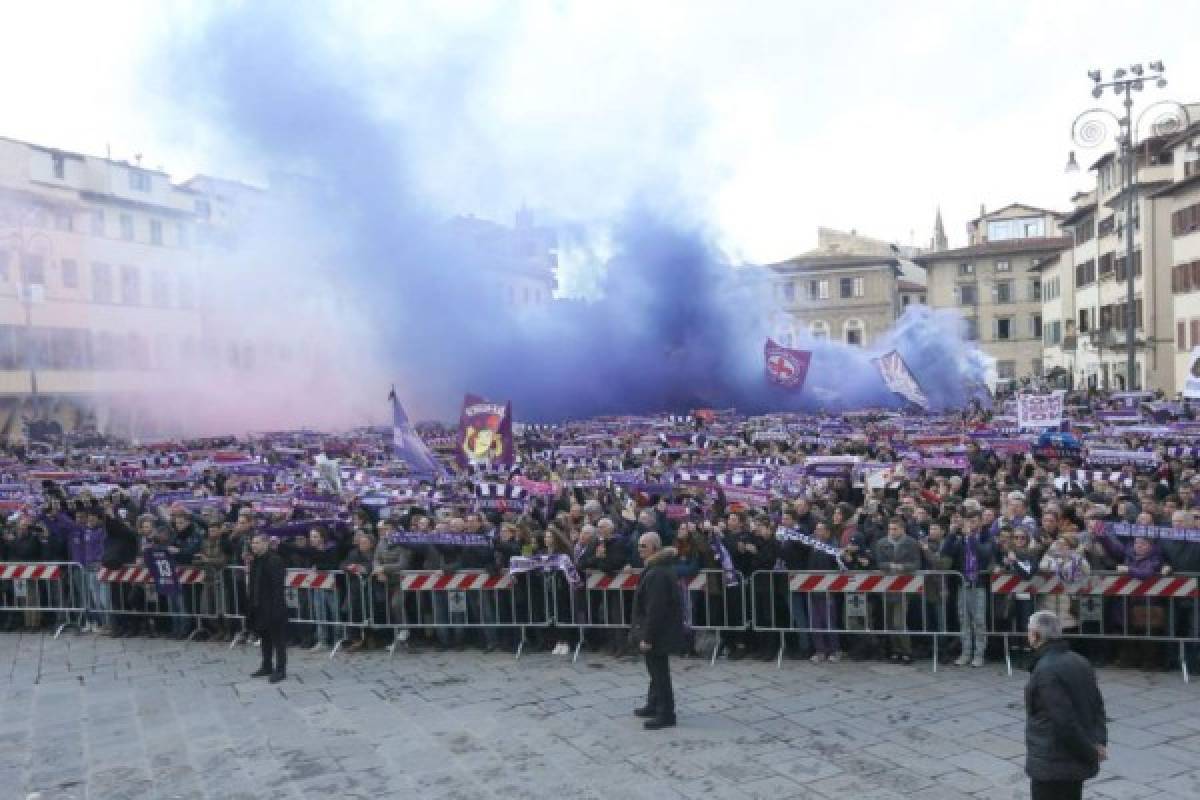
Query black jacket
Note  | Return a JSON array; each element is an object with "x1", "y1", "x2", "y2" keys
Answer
[
  {"x1": 939, "y1": 531, "x2": 997, "y2": 587},
  {"x1": 630, "y1": 547, "x2": 685, "y2": 655},
  {"x1": 101, "y1": 516, "x2": 140, "y2": 569},
  {"x1": 580, "y1": 535, "x2": 629, "y2": 574},
  {"x1": 248, "y1": 550, "x2": 287, "y2": 633},
  {"x1": 1025, "y1": 639, "x2": 1108, "y2": 782}
]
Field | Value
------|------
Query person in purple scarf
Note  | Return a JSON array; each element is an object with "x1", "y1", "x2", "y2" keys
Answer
[
  {"x1": 940, "y1": 509, "x2": 996, "y2": 667},
  {"x1": 67, "y1": 506, "x2": 109, "y2": 633}
]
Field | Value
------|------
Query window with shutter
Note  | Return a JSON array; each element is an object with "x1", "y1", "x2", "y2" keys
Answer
[
  {"x1": 1179, "y1": 321, "x2": 1188, "y2": 351},
  {"x1": 1191, "y1": 319, "x2": 1200, "y2": 348}
]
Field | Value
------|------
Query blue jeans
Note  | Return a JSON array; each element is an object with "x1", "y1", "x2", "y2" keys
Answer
[
  {"x1": 313, "y1": 589, "x2": 344, "y2": 646},
  {"x1": 789, "y1": 593, "x2": 812, "y2": 653},
  {"x1": 958, "y1": 586, "x2": 988, "y2": 658},
  {"x1": 82, "y1": 569, "x2": 109, "y2": 627}
]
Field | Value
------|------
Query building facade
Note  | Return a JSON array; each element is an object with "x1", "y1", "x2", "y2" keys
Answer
[
  {"x1": 0, "y1": 134, "x2": 561, "y2": 439},
  {"x1": 1056, "y1": 122, "x2": 1197, "y2": 392},
  {"x1": 1163, "y1": 124, "x2": 1200, "y2": 392},
  {"x1": 917, "y1": 204, "x2": 1069, "y2": 385},
  {"x1": 768, "y1": 254, "x2": 908, "y2": 348},
  {"x1": 0, "y1": 136, "x2": 207, "y2": 436}
]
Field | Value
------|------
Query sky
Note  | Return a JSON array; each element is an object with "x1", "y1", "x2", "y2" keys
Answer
[{"x1": 0, "y1": 0, "x2": 1196, "y2": 264}]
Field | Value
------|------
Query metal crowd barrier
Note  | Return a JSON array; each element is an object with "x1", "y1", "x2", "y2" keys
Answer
[
  {"x1": 0, "y1": 561, "x2": 85, "y2": 638},
  {"x1": 224, "y1": 566, "x2": 350, "y2": 659},
  {"x1": 368, "y1": 569, "x2": 546, "y2": 659},
  {"x1": 749, "y1": 570, "x2": 963, "y2": 672},
  {"x1": 559, "y1": 569, "x2": 748, "y2": 665},
  {"x1": 989, "y1": 571, "x2": 1200, "y2": 682},
  {"x1": 98, "y1": 564, "x2": 219, "y2": 639}
]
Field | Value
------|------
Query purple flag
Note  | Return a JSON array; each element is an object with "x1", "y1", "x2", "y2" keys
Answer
[
  {"x1": 456, "y1": 394, "x2": 515, "y2": 469},
  {"x1": 389, "y1": 387, "x2": 448, "y2": 477},
  {"x1": 764, "y1": 339, "x2": 812, "y2": 391}
]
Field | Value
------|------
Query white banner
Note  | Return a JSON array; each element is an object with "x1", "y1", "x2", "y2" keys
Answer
[
  {"x1": 1017, "y1": 391, "x2": 1065, "y2": 429},
  {"x1": 872, "y1": 350, "x2": 930, "y2": 410},
  {"x1": 1185, "y1": 347, "x2": 1200, "y2": 399}
]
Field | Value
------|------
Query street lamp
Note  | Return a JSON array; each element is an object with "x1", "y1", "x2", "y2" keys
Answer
[{"x1": 1070, "y1": 63, "x2": 1190, "y2": 390}]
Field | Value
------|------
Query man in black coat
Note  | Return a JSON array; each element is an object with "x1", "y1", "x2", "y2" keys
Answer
[
  {"x1": 248, "y1": 533, "x2": 288, "y2": 683},
  {"x1": 630, "y1": 533, "x2": 684, "y2": 730},
  {"x1": 1025, "y1": 610, "x2": 1108, "y2": 800}
]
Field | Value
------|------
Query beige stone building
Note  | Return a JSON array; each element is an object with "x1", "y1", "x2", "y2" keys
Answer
[
  {"x1": 0, "y1": 134, "x2": 559, "y2": 439},
  {"x1": 917, "y1": 204, "x2": 1070, "y2": 385},
  {"x1": 766, "y1": 227, "x2": 931, "y2": 349},
  {"x1": 768, "y1": 253, "x2": 911, "y2": 348},
  {"x1": 1031, "y1": 247, "x2": 1076, "y2": 386},
  {"x1": 0, "y1": 136, "x2": 207, "y2": 436},
  {"x1": 1055, "y1": 115, "x2": 1200, "y2": 392},
  {"x1": 1162, "y1": 124, "x2": 1200, "y2": 392}
]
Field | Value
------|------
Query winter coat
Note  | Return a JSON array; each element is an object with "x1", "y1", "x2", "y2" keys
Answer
[
  {"x1": 101, "y1": 516, "x2": 140, "y2": 569},
  {"x1": 372, "y1": 535, "x2": 414, "y2": 575},
  {"x1": 1025, "y1": 639, "x2": 1107, "y2": 782},
  {"x1": 1097, "y1": 534, "x2": 1163, "y2": 579},
  {"x1": 5, "y1": 530, "x2": 41, "y2": 561},
  {"x1": 580, "y1": 535, "x2": 629, "y2": 574},
  {"x1": 629, "y1": 547, "x2": 686, "y2": 656},
  {"x1": 168, "y1": 521, "x2": 206, "y2": 565},
  {"x1": 872, "y1": 534, "x2": 921, "y2": 574},
  {"x1": 247, "y1": 550, "x2": 287, "y2": 633},
  {"x1": 68, "y1": 524, "x2": 105, "y2": 568},
  {"x1": 939, "y1": 532, "x2": 997, "y2": 587}
]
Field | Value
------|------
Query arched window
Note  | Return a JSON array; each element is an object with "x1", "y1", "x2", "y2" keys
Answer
[
  {"x1": 844, "y1": 318, "x2": 865, "y2": 346},
  {"x1": 809, "y1": 321, "x2": 829, "y2": 341}
]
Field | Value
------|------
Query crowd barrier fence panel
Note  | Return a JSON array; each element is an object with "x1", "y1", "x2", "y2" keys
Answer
[
  {"x1": 749, "y1": 570, "x2": 964, "y2": 672},
  {"x1": 989, "y1": 571, "x2": 1200, "y2": 682},
  {"x1": 559, "y1": 569, "x2": 748, "y2": 665},
  {"x1": 368, "y1": 569, "x2": 547, "y2": 660},
  {"x1": 98, "y1": 564, "x2": 217, "y2": 639},
  {"x1": 224, "y1": 566, "x2": 350, "y2": 658},
  {"x1": 0, "y1": 561, "x2": 85, "y2": 638}
]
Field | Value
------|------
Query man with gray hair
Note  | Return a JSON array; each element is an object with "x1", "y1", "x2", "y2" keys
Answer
[
  {"x1": 630, "y1": 532, "x2": 684, "y2": 730},
  {"x1": 1024, "y1": 610, "x2": 1107, "y2": 800}
]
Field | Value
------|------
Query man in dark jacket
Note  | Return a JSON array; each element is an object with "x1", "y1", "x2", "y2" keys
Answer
[
  {"x1": 630, "y1": 533, "x2": 684, "y2": 730},
  {"x1": 248, "y1": 533, "x2": 288, "y2": 683},
  {"x1": 940, "y1": 509, "x2": 996, "y2": 667},
  {"x1": 1025, "y1": 610, "x2": 1107, "y2": 800}
]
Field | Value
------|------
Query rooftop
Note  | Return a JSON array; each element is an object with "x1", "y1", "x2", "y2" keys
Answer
[
  {"x1": 767, "y1": 253, "x2": 900, "y2": 273},
  {"x1": 911, "y1": 236, "x2": 1072, "y2": 264},
  {"x1": 969, "y1": 202, "x2": 1066, "y2": 222}
]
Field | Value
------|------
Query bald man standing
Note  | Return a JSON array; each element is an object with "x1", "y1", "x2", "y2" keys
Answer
[{"x1": 631, "y1": 533, "x2": 685, "y2": 730}]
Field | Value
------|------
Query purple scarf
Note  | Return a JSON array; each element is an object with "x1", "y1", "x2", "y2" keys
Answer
[
  {"x1": 964, "y1": 535, "x2": 978, "y2": 584},
  {"x1": 508, "y1": 554, "x2": 581, "y2": 587}
]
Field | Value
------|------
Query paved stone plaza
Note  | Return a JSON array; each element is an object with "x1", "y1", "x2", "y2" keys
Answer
[{"x1": 2, "y1": 633, "x2": 1199, "y2": 800}]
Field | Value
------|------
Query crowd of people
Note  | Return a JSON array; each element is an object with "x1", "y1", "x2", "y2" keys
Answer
[{"x1": 1, "y1": 388, "x2": 1199, "y2": 675}]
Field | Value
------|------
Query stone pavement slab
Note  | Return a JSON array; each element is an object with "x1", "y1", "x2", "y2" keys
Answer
[{"x1": 1, "y1": 630, "x2": 1198, "y2": 799}]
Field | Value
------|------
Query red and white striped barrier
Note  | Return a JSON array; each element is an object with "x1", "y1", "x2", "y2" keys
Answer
[
  {"x1": 0, "y1": 563, "x2": 63, "y2": 580},
  {"x1": 398, "y1": 571, "x2": 515, "y2": 591},
  {"x1": 584, "y1": 572, "x2": 710, "y2": 592},
  {"x1": 788, "y1": 573, "x2": 924, "y2": 594},
  {"x1": 97, "y1": 566, "x2": 206, "y2": 584},
  {"x1": 586, "y1": 571, "x2": 641, "y2": 591},
  {"x1": 991, "y1": 573, "x2": 1197, "y2": 597},
  {"x1": 286, "y1": 570, "x2": 337, "y2": 590}
]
